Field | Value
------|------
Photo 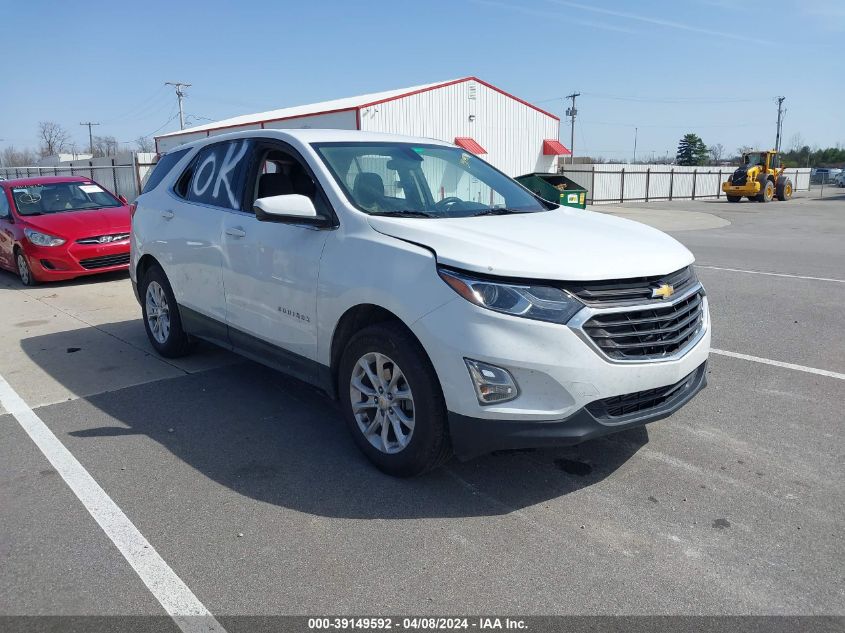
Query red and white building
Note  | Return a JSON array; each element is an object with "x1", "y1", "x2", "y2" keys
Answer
[{"x1": 155, "y1": 77, "x2": 570, "y2": 176}]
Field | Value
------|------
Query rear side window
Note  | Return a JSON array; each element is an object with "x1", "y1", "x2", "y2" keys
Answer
[
  {"x1": 142, "y1": 148, "x2": 190, "y2": 193},
  {"x1": 185, "y1": 140, "x2": 252, "y2": 210}
]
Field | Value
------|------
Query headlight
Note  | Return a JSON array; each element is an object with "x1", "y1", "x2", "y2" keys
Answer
[
  {"x1": 438, "y1": 268, "x2": 584, "y2": 324},
  {"x1": 24, "y1": 228, "x2": 65, "y2": 247}
]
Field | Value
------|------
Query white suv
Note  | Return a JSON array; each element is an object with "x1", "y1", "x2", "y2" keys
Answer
[{"x1": 131, "y1": 129, "x2": 710, "y2": 476}]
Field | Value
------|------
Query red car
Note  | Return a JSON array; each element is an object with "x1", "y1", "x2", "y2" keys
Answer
[{"x1": 0, "y1": 176, "x2": 131, "y2": 285}]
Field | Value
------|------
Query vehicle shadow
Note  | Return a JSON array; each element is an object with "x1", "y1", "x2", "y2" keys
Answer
[{"x1": 20, "y1": 322, "x2": 649, "y2": 519}]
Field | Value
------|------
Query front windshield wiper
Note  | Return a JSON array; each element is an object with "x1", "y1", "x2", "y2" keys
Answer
[
  {"x1": 373, "y1": 210, "x2": 435, "y2": 218},
  {"x1": 471, "y1": 207, "x2": 522, "y2": 216}
]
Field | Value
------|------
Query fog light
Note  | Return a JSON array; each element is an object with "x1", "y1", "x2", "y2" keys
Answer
[{"x1": 464, "y1": 359, "x2": 519, "y2": 405}]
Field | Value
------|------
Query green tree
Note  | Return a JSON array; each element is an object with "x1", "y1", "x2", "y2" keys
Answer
[{"x1": 676, "y1": 133, "x2": 708, "y2": 166}]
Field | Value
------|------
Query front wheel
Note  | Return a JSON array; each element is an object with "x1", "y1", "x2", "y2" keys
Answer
[
  {"x1": 140, "y1": 265, "x2": 193, "y2": 358},
  {"x1": 726, "y1": 195, "x2": 741, "y2": 203},
  {"x1": 339, "y1": 323, "x2": 452, "y2": 477},
  {"x1": 16, "y1": 250, "x2": 37, "y2": 286},
  {"x1": 757, "y1": 179, "x2": 774, "y2": 202}
]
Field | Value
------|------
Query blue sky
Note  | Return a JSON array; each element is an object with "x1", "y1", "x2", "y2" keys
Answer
[{"x1": 4, "y1": 0, "x2": 842, "y2": 160}]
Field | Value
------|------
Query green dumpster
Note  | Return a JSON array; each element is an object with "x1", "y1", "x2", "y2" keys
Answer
[{"x1": 515, "y1": 173, "x2": 588, "y2": 210}]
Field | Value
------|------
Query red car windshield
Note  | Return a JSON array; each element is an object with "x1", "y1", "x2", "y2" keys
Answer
[{"x1": 10, "y1": 182, "x2": 122, "y2": 216}]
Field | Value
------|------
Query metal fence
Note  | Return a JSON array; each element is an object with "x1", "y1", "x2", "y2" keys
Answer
[
  {"x1": 560, "y1": 164, "x2": 812, "y2": 205},
  {"x1": 0, "y1": 157, "x2": 157, "y2": 202}
]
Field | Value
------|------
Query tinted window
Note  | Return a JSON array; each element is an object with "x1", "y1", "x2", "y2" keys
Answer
[
  {"x1": 142, "y1": 148, "x2": 189, "y2": 194},
  {"x1": 186, "y1": 140, "x2": 252, "y2": 210},
  {"x1": 0, "y1": 191, "x2": 9, "y2": 218}
]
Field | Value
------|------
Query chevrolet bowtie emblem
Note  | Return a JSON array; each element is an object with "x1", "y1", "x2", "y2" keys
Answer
[{"x1": 652, "y1": 283, "x2": 675, "y2": 299}]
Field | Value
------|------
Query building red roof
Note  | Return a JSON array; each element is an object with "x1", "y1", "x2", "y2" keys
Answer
[
  {"x1": 542, "y1": 139, "x2": 571, "y2": 156},
  {"x1": 454, "y1": 137, "x2": 487, "y2": 154}
]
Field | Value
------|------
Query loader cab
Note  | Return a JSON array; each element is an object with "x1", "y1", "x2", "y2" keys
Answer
[{"x1": 742, "y1": 151, "x2": 778, "y2": 171}]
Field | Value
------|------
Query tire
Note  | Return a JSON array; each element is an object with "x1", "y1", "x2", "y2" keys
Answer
[
  {"x1": 756, "y1": 178, "x2": 774, "y2": 202},
  {"x1": 776, "y1": 177, "x2": 793, "y2": 201},
  {"x1": 140, "y1": 264, "x2": 193, "y2": 358},
  {"x1": 15, "y1": 249, "x2": 37, "y2": 286},
  {"x1": 339, "y1": 322, "x2": 452, "y2": 477},
  {"x1": 726, "y1": 195, "x2": 741, "y2": 202}
]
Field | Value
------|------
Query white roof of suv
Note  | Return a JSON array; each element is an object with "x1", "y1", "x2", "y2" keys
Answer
[{"x1": 166, "y1": 128, "x2": 454, "y2": 152}]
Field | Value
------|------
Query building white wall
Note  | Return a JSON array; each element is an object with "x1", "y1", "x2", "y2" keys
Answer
[
  {"x1": 358, "y1": 79, "x2": 560, "y2": 177},
  {"x1": 157, "y1": 110, "x2": 358, "y2": 153},
  {"x1": 262, "y1": 110, "x2": 357, "y2": 132}
]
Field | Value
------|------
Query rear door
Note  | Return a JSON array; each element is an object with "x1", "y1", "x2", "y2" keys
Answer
[
  {"x1": 220, "y1": 140, "x2": 333, "y2": 372},
  {"x1": 160, "y1": 139, "x2": 252, "y2": 329}
]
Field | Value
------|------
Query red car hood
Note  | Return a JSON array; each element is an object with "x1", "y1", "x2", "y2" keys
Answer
[{"x1": 23, "y1": 206, "x2": 131, "y2": 239}]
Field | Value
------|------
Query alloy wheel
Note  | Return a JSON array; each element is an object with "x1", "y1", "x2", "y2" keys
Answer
[
  {"x1": 349, "y1": 352, "x2": 415, "y2": 454},
  {"x1": 145, "y1": 280, "x2": 171, "y2": 345},
  {"x1": 17, "y1": 253, "x2": 31, "y2": 285}
]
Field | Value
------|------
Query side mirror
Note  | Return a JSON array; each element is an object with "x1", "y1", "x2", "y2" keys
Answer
[
  {"x1": 254, "y1": 194, "x2": 318, "y2": 222},
  {"x1": 118, "y1": 194, "x2": 128, "y2": 204}
]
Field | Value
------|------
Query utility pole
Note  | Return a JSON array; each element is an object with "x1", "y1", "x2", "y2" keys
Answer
[
  {"x1": 774, "y1": 96, "x2": 785, "y2": 153},
  {"x1": 79, "y1": 122, "x2": 100, "y2": 155},
  {"x1": 565, "y1": 92, "x2": 580, "y2": 164},
  {"x1": 165, "y1": 81, "x2": 192, "y2": 130},
  {"x1": 633, "y1": 127, "x2": 638, "y2": 163}
]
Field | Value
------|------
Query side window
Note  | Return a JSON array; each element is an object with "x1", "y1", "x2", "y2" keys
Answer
[
  {"x1": 142, "y1": 148, "x2": 189, "y2": 193},
  {"x1": 0, "y1": 191, "x2": 9, "y2": 218},
  {"x1": 186, "y1": 140, "x2": 252, "y2": 210},
  {"x1": 250, "y1": 146, "x2": 332, "y2": 220}
]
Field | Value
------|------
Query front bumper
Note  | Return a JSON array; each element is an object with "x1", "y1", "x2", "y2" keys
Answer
[
  {"x1": 722, "y1": 181, "x2": 761, "y2": 196},
  {"x1": 450, "y1": 361, "x2": 707, "y2": 459},
  {"x1": 24, "y1": 239, "x2": 130, "y2": 281}
]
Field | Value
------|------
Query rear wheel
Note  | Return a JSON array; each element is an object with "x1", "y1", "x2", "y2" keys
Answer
[
  {"x1": 339, "y1": 322, "x2": 451, "y2": 477},
  {"x1": 726, "y1": 195, "x2": 741, "y2": 202},
  {"x1": 15, "y1": 249, "x2": 37, "y2": 286},
  {"x1": 757, "y1": 179, "x2": 774, "y2": 202},
  {"x1": 776, "y1": 177, "x2": 793, "y2": 201},
  {"x1": 140, "y1": 264, "x2": 193, "y2": 358}
]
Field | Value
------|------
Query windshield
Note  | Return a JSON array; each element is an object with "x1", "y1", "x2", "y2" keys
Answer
[
  {"x1": 743, "y1": 152, "x2": 766, "y2": 167},
  {"x1": 313, "y1": 142, "x2": 549, "y2": 218},
  {"x1": 11, "y1": 182, "x2": 122, "y2": 216}
]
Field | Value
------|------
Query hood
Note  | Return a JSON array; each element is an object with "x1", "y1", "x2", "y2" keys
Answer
[
  {"x1": 22, "y1": 206, "x2": 131, "y2": 239},
  {"x1": 368, "y1": 208, "x2": 694, "y2": 281}
]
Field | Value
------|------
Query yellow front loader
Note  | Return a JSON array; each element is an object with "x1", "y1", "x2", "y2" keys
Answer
[{"x1": 722, "y1": 150, "x2": 793, "y2": 202}]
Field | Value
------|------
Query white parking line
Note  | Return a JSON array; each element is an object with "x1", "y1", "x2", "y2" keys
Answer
[
  {"x1": 0, "y1": 374, "x2": 226, "y2": 633},
  {"x1": 711, "y1": 349, "x2": 845, "y2": 380},
  {"x1": 696, "y1": 265, "x2": 845, "y2": 283}
]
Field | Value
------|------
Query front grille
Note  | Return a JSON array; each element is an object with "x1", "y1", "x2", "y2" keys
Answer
[
  {"x1": 582, "y1": 289, "x2": 705, "y2": 360},
  {"x1": 76, "y1": 233, "x2": 130, "y2": 244},
  {"x1": 587, "y1": 363, "x2": 705, "y2": 419},
  {"x1": 564, "y1": 266, "x2": 697, "y2": 307},
  {"x1": 79, "y1": 253, "x2": 130, "y2": 270}
]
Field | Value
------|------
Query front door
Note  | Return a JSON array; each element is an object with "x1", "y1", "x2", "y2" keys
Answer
[
  {"x1": 0, "y1": 190, "x2": 14, "y2": 270},
  {"x1": 220, "y1": 141, "x2": 333, "y2": 372}
]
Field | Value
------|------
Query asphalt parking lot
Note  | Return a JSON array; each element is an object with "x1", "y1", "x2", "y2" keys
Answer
[{"x1": 1, "y1": 189, "x2": 843, "y2": 625}]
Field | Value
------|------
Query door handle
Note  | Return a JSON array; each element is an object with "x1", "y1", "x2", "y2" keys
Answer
[
  {"x1": 161, "y1": 210, "x2": 175, "y2": 220},
  {"x1": 225, "y1": 227, "x2": 246, "y2": 239}
]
